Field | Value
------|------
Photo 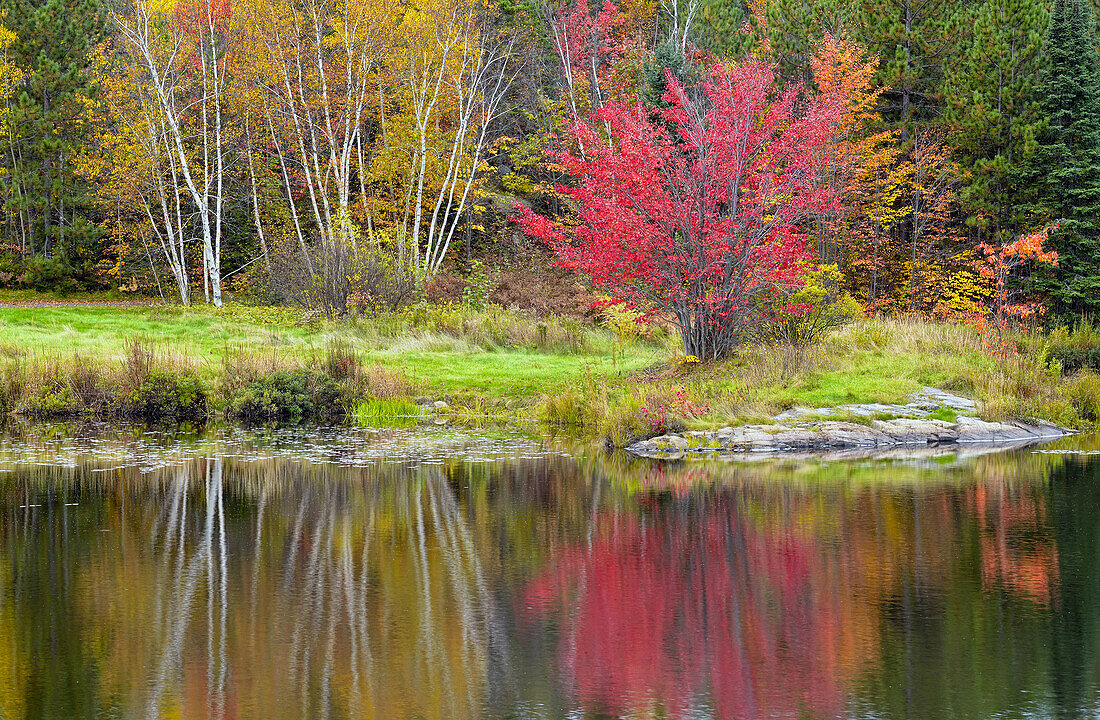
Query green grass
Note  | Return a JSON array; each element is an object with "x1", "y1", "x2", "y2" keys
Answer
[
  {"x1": 0, "y1": 288, "x2": 148, "y2": 303},
  {"x1": 353, "y1": 398, "x2": 426, "y2": 427},
  {"x1": 1, "y1": 302, "x2": 1095, "y2": 439},
  {"x1": 928, "y1": 406, "x2": 959, "y2": 423},
  {"x1": 0, "y1": 302, "x2": 663, "y2": 404}
]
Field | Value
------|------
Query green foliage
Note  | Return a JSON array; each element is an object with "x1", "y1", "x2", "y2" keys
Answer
[
  {"x1": 853, "y1": 0, "x2": 955, "y2": 130},
  {"x1": 641, "y1": 39, "x2": 700, "y2": 110},
  {"x1": 761, "y1": 265, "x2": 863, "y2": 348},
  {"x1": 121, "y1": 370, "x2": 207, "y2": 422},
  {"x1": 1045, "y1": 318, "x2": 1100, "y2": 372},
  {"x1": 227, "y1": 369, "x2": 341, "y2": 423},
  {"x1": 1068, "y1": 371, "x2": 1100, "y2": 421},
  {"x1": 11, "y1": 342, "x2": 210, "y2": 421},
  {"x1": 929, "y1": 406, "x2": 959, "y2": 423},
  {"x1": 22, "y1": 254, "x2": 78, "y2": 292},
  {"x1": 1030, "y1": 0, "x2": 1100, "y2": 313},
  {"x1": 0, "y1": 0, "x2": 107, "y2": 267},
  {"x1": 756, "y1": 0, "x2": 843, "y2": 85},
  {"x1": 461, "y1": 260, "x2": 497, "y2": 311},
  {"x1": 693, "y1": 0, "x2": 756, "y2": 57},
  {"x1": 942, "y1": 0, "x2": 1049, "y2": 245}
]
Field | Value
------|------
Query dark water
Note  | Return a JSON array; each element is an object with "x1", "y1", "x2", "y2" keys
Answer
[{"x1": 2, "y1": 425, "x2": 1100, "y2": 720}]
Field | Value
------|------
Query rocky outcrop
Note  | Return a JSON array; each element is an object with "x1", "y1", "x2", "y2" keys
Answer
[{"x1": 627, "y1": 388, "x2": 1076, "y2": 459}]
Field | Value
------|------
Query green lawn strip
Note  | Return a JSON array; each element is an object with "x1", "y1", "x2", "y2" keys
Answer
[
  {"x1": 368, "y1": 349, "x2": 657, "y2": 399},
  {"x1": 0, "y1": 304, "x2": 664, "y2": 405}
]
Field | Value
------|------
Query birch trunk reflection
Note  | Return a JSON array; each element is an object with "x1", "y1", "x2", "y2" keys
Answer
[{"x1": 130, "y1": 459, "x2": 504, "y2": 720}]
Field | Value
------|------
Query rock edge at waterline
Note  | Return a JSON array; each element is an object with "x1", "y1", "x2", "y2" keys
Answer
[{"x1": 627, "y1": 387, "x2": 1077, "y2": 459}]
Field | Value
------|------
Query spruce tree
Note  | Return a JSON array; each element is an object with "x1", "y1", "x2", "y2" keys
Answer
[
  {"x1": 1, "y1": 0, "x2": 106, "y2": 275},
  {"x1": 941, "y1": 0, "x2": 1048, "y2": 246},
  {"x1": 1033, "y1": 0, "x2": 1100, "y2": 314}
]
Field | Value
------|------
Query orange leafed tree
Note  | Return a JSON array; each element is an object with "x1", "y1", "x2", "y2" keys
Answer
[
  {"x1": 977, "y1": 227, "x2": 1059, "y2": 330},
  {"x1": 809, "y1": 34, "x2": 894, "y2": 271}
]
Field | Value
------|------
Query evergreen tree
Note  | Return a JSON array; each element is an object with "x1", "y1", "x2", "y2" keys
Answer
[
  {"x1": 1, "y1": 0, "x2": 106, "y2": 274},
  {"x1": 1033, "y1": 0, "x2": 1100, "y2": 313},
  {"x1": 853, "y1": 0, "x2": 957, "y2": 138},
  {"x1": 693, "y1": 0, "x2": 755, "y2": 58},
  {"x1": 941, "y1": 0, "x2": 1048, "y2": 246},
  {"x1": 758, "y1": 0, "x2": 847, "y2": 87}
]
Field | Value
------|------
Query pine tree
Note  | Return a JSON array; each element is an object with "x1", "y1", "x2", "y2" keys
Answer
[
  {"x1": 941, "y1": 0, "x2": 1048, "y2": 246},
  {"x1": 758, "y1": 0, "x2": 847, "y2": 86},
  {"x1": 1, "y1": 0, "x2": 106, "y2": 273},
  {"x1": 693, "y1": 0, "x2": 755, "y2": 58},
  {"x1": 1033, "y1": 0, "x2": 1100, "y2": 313},
  {"x1": 853, "y1": 0, "x2": 957, "y2": 138}
]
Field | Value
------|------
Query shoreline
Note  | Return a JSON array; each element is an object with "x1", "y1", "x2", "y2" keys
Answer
[
  {"x1": 627, "y1": 418, "x2": 1075, "y2": 459},
  {"x1": 627, "y1": 387, "x2": 1078, "y2": 459}
]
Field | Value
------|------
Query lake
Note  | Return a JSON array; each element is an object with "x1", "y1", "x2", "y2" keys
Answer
[{"x1": 0, "y1": 423, "x2": 1098, "y2": 720}]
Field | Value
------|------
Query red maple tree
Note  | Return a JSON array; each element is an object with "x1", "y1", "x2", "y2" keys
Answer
[{"x1": 515, "y1": 61, "x2": 849, "y2": 359}]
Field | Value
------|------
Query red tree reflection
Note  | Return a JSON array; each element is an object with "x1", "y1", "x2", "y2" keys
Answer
[
  {"x1": 973, "y1": 485, "x2": 1059, "y2": 605},
  {"x1": 520, "y1": 496, "x2": 863, "y2": 720}
]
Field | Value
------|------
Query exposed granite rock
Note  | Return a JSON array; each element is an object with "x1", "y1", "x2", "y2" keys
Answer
[
  {"x1": 772, "y1": 387, "x2": 979, "y2": 421},
  {"x1": 628, "y1": 418, "x2": 1074, "y2": 458},
  {"x1": 628, "y1": 387, "x2": 1075, "y2": 459}
]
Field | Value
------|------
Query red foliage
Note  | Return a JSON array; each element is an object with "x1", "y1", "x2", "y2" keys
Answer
[
  {"x1": 515, "y1": 60, "x2": 848, "y2": 358},
  {"x1": 173, "y1": 0, "x2": 232, "y2": 36},
  {"x1": 519, "y1": 502, "x2": 853, "y2": 719}
]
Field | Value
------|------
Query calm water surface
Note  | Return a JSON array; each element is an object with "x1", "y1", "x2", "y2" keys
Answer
[{"x1": 1, "y1": 424, "x2": 1099, "y2": 720}]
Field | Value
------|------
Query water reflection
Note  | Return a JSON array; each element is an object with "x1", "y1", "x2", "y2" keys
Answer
[{"x1": 0, "y1": 428, "x2": 1096, "y2": 719}]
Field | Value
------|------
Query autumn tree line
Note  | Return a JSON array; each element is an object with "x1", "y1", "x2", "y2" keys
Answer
[{"x1": 0, "y1": 0, "x2": 1097, "y2": 320}]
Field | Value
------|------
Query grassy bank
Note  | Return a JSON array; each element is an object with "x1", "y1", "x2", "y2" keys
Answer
[{"x1": 0, "y1": 302, "x2": 1097, "y2": 441}]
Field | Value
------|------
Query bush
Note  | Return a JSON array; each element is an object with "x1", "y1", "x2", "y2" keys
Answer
[
  {"x1": 227, "y1": 369, "x2": 341, "y2": 422},
  {"x1": 1046, "y1": 319, "x2": 1100, "y2": 374},
  {"x1": 23, "y1": 255, "x2": 78, "y2": 292},
  {"x1": 0, "y1": 244, "x2": 24, "y2": 287},
  {"x1": 1069, "y1": 371, "x2": 1100, "y2": 423},
  {"x1": 121, "y1": 370, "x2": 208, "y2": 422},
  {"x1": 759, "y1": 265, "x2": 863, "y2": 349},
  {"x1": 461, "y1": 260, "x2": 498, "y2": 310},
  {"x1": 266, "y1": 230, "x2": 419, "y2": 315},
  {"x1": 14, "y1": 343, "x2": 211, "y2": 422}
]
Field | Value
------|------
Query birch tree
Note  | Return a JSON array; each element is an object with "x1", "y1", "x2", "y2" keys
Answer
[
  {"x1": 392, "y1": 0, "x2": 519, "y2": 275},
  {"x1": 241, "y1": 0, "x2": 391, "y2": 306},
  {"x1": 97, "y1": 64, "x2": 196, "y2": 304},
  {"x1": 111, "y1": 0, "x2": 230, "y2": 305}
]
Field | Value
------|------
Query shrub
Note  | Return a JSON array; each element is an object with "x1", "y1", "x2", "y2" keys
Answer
[
  {"x1": 121, "y1": 370, "x2": 208, "y2": 422},
  {"x1": 23, "y1": 255, "x2": 78, "y2": 292},
  {"x1": 596, "y1": 297, "x2": 664, "y2": 342},
  {"x1": 0, "y1": 243, "x2": 24, "y2": 287},
  {"x1": 267, "y1": 230, "x2": 419, "y2": 315},
  {"x1": 461, "y1": 260, "x2": 498, "y2": 310},
  {"x1": 1046, "y1": 319, "x2": 1100, "y2": 374},
  {"x1": 1069, "y1": 371, "x2": 1100, "y2": 423},
  {"x1": 760, "y1": 265, "x2": 863, "y2": 349},
  {"x1": 227, "y1": 369, "x2": 341, "y2": 422},
  {"x1": 363, "y1": 364, "x2": 411, "y2": 398},
  {"x1": 539, "y1": 389, "x2": 593, "y2": 427}
]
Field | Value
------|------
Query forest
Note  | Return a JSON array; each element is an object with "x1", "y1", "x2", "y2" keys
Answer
[{"x1": 0, "y1": 0, "x2": 1096, "y2": 324}]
